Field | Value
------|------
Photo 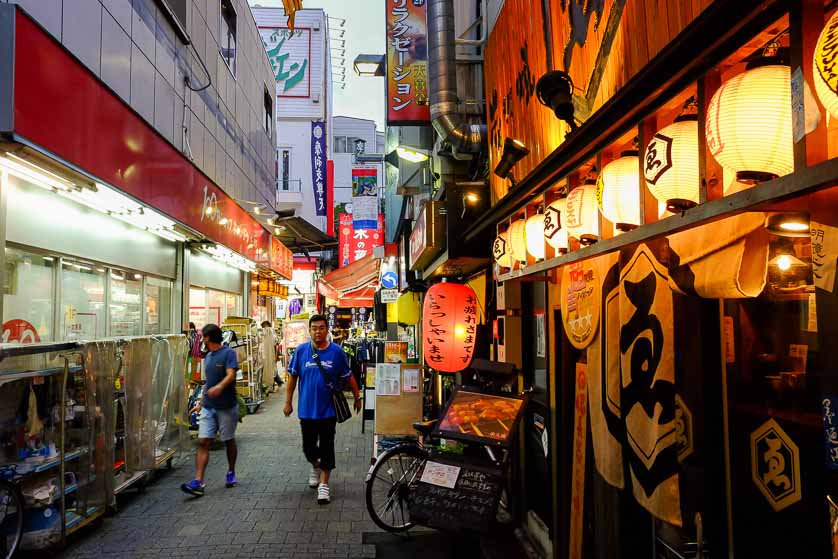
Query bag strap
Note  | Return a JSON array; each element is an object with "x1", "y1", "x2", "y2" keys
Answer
[{"x1": 311, "y1": 343, "x2": 336, "y2": 390}]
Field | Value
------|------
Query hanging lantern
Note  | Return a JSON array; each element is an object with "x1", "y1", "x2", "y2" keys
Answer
[
  {"x1": 423, "y1": 282, "x2": 479, "y2": 373},
  {"x1": 644, "y1": 107, "x2": 700, "y2": 212},
  {"x1": 544, "y1": 198, "x2": 569, "y2": 253},
  {"x1": 706, "y1": 57, "x2": 793, "y2": 185},
  {"x1": 525, "y1": 213, "x2": 546, "y2": 259},
  {"x1": 493, "y1": 231, "x2": 514, "y2": 268},
  {"x1": 396, "y1": 292, "x2": 420, "y2": 325},
  {"x1": 814, "y1": 11, "x2": 838, "y2": 119},
  {"x1": 597, "y1": 151, "x2": 641, "y2": 230},
  {"x1": 508, "y1": 218, "x2": 528, "y2": 262},
  {"x1": 565, "y1": 182, "x2": 600, "y2": 244}
]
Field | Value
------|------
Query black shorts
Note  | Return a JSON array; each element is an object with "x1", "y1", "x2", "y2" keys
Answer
[{"x1": 300, "y1": 418, "x2": 337, "y2": 471}]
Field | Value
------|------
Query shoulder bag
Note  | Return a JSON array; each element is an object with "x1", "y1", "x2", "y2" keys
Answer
[{"x1": 311, "y1": 346, "x2": 352, "y2": 423}]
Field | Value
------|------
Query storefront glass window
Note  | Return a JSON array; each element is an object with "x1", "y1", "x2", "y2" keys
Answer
[
  {"x1": 189, "y1": 287, "x2": 207, "y2": 330},
  {"x1": 208, "y1": 290, "x2": 225, "y2": 325},
  {"x1": 2, "y1": 247, "x2": 55, "y2": 342},
  {"x1": 109, "y1": 270, "x2": 142, "y2": 336},
  {"x1": 61, "y1": 260, "x2": 106, "y2": 340},
  {"x1": 145, "y1": 276, "x2": 172, "y2": 335},
  {"x1": 226, "y1": 293, "x2": 239, "y2": 318}
]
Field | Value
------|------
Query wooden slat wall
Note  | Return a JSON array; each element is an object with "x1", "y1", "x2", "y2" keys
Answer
[{"x1": 486, "y1": 0, "x2": 715, "y2": 202}]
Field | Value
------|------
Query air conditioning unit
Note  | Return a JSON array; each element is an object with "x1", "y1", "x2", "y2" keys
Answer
[
  {"x1": 312, "y1": 93, "x2": 320, "y2": 103},
  {"x1": 313, "y1": 22, "x2": 320, "y2": 31}
]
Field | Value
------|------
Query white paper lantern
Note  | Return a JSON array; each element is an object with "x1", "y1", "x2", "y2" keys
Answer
[
  {"x1": 705, "y1": 64, "x2": 793, "y2": 184},
  {"x1": 525, "y1": 214, "x2": 545, "y2": 259},
  {"x1": 544, "y1": 198, "x2": 569, "y2": 252},
  {"x1": 565, "y1": 183, "x2": 600, "y2": 243},
  {"x1": 508, "y1": 219, "x2": 527, "y2": 262},
  {"x1": 597, "y1": 152, "x2": 641, "y2": 229},
  {"x1": 644, "y1": 118, "x2": 700, "y2": 210},
  {"x1": 492, "y1": 232, "x2": 514, "y2": 268},
  {"x1": 814, "y1": 11, "x2": 838, "y2": 119}
]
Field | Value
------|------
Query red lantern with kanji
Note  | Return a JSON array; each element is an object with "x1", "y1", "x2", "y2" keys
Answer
[{"x1": 423, "y1": 282, "x2": 479, "y2": 372}]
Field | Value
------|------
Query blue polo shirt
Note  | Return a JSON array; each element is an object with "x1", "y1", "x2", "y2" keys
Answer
[
  {"x1": 289, "y1": 342, "x2": 351, "y2": 420},
  {"x1": 202, "y1": 345, "x2": 238, "y2": 409}
]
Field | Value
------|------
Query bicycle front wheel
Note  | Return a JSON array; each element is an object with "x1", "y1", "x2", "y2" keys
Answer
[
  {"x1": 365, "y1": 444, "x2": 428, "y2": 532},
  {"x1": 0, "y1": 480, "x2": 23, "y2": 559}
]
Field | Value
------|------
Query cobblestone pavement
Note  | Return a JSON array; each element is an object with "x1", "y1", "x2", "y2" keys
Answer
[{"x1": 59, "y1": 388, "x2": 379, "y2": 559}]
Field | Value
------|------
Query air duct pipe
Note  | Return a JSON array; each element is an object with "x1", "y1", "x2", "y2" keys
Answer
[{"x1": 428, "y1": 0, "x2": 486, "y2": 159}]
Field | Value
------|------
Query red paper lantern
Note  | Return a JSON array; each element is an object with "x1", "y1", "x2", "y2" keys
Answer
[{"x1": 423, "y1": 282, "x2": 479, "y2": 372}]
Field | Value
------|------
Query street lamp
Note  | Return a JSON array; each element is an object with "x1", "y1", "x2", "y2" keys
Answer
[{"x1": 353, "y1": 54, "x2": 385, "y2": 77}]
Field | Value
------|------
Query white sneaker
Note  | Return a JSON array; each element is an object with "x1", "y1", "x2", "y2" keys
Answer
[
  {"x1": 308, "y1": 466, "x2": 320, "y2": 488},
  {"x1": 317, "y1": 483, "x2": 330, "y2": 504}
]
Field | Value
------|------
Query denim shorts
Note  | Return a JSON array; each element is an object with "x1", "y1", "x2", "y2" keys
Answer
[{"x1": 198, "y1": 406, "x2": 238, "y2": 441}]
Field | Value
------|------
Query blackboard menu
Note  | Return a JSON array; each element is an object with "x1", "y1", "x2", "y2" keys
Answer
[{"x1": 407, "y1": 455, "x2": 503, "y2": 533}]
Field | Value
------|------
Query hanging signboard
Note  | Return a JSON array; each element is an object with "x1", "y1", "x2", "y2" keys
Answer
[
  {"x1": 257, "y1": 278, "x2": 288, "y2": 298},
  {"x1": 311, "y1": 121, "x2": 327, "y2": 216},
  {"x1": 380, "y1": 288, "x2": 399, "y2": 303},
  {"x1": 352, "y1": 168, "x2": 379, "y2": 230},
  {"x1": 386, "y1": 0, "x2": 430, "y2": 124},
  {"x1": 409, "y1": 202, "x2": 444, "y2": 271},
  {"x1": 560, "y1": 261, "x2": 600, "y2": 349},
  {"x1": 271, "y1": 237, "x2": 294, "y2": 280}
]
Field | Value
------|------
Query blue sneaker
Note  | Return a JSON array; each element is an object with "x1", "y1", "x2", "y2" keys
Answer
[
  {"x1": 225, "y1": 471, "x2": 237, "y2": 488},
  {"x1": 180, "y1": 479, "x2": 205, "y2": 496}
]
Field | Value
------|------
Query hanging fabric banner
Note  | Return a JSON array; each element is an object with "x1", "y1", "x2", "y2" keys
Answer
[
  {"x1": 619, "y1": 244, "x2": 682, "y2": 527},
  {"x1": 338, "y1": 213, "x2": 353, "y2": 268},
  {"x1": 386, "y1": 0, "x2": 430, "y2": 124},
  {"x1": 311, "y1": 121, "x2": 327, "y2": 216},
  {"x1": 352, "y1": 168, "x2": 379, "y2": 230}
]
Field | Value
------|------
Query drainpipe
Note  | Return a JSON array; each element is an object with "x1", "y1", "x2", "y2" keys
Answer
[{"x1": 428, "y1": 0, "x2": 486, "y2": 159}]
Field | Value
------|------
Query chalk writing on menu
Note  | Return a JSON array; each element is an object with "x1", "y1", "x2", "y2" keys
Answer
[
  {"x1": 408, "y1": 462, "x2": 502, "y2": 533},
  {"x1": 822, "y1": 396, "x2": 838, "y2": 470}
]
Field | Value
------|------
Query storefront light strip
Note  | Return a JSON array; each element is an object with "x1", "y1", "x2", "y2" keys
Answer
[
  {"x1": 0, "y1": 154, "x2": 187, "y2": 243},
  {"x1": 202, "y1": 245, "x2": 257, "y2": 273}
]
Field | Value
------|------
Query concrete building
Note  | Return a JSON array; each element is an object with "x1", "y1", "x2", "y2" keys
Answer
[{"x1": 332, "y1": 115, "x2": 383, "y2": 208}]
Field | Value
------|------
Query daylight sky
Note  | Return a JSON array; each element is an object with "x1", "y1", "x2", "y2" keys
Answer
[{"x1": 251, "y1": 0, "x2": 386, "y2": 130}]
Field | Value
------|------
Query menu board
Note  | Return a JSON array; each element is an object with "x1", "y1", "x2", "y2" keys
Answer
[
  {"x1": 435, "y1": 389, "x2": 526, "y2": 448},
  {"x1": 408, "y1": 455, "x2": 502, "y2": 533}
]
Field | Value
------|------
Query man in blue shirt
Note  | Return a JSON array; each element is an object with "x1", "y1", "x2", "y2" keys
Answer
[
  {"x1": 284, "y1": 314, "x2": 361, "y2": 504},
  {"x1": 181, "y1": 324, "x2": 239, "y2": 496}
]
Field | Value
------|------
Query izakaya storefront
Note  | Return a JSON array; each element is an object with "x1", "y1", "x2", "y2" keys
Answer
[
  {"x1": 477, "y1": 0, "x2": 838, "y2": 557},
  {"x1": 0, "y1": 7, "x2": 288, "y2": 340}
]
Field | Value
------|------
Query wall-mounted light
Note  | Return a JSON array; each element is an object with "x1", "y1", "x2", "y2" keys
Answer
[
  {"x1": 253, "y1": 205, "x2": 265, "y2": 215},
  {"x1": 353, "y1": 54, "x2": 385, "y2": 77},
  {"x1": 493, "y1": 138, "x2": 529, "y2": 184},
  {"x1": 508, "y1": 218, "x2": 528, "y2": 262},
  {"x1": 536, "y1": 70, "x2": 576, "y2": 131},
  {"x1": 598, "y1": 150, "x2": 641, "y2": 231},
  {"x1": 395, "y1": 146, "x2": 429, "y2": 163},
  {"x1": 645, "y1": 98, "x2": 700, "y2": 212},
  {"x1": 525, "y1": 212, "x2": 546, "y2": 260},
  {"x1": 566, "y1": 178, "x2": 600, "y2": 245},
  {"x1": 544, "y1": 198, "x2": 569, "y2": 254}
]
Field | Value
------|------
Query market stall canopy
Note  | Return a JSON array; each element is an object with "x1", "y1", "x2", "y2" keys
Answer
[
  {"x1": 275, "y1": 217, "x2": 338, "y2": 253},
  {"x1": 318, "y1": 254, "x2": 380, "y2": 302},
  {"x1": 337, "y1": 283, "x2": 378, "y2": 308}
]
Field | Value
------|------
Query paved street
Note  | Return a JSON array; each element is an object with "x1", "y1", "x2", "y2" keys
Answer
[{"x1": 59, "y1": 390, "x2": 380, "y2": 559}]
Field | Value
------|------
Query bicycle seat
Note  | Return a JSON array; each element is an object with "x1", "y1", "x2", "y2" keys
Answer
[{"x1": 412, "y1": 419, "x2": 438, "y2": 436}]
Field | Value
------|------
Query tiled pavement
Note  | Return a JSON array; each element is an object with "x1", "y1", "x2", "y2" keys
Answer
[{"x1": 59, "y1": 389, "x2": 380, "y2": 559}]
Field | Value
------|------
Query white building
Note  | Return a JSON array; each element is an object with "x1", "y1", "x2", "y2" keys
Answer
[
  {"x1": 332, "y1": 116, "x2": 383, "y2": 208},
  {"x1": 250, "y1": 5, "x2": 333, "y2": 233}
]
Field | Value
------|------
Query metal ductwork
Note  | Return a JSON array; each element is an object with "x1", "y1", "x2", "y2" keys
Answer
[{"x1": 428, "y1": 0, "x2": 486, "y2": 159}]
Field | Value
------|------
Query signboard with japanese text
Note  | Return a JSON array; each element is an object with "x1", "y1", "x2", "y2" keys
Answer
[
  {"x1": 338, "y1": 213, "x2": 354, "y2": 267},
  {"x1": 311, "y1": 121, "x2": 327, "y2": 216},
  {"x1": 257, "y1": 279, "x2": 288, "y2": 299},
  {"x1": 271, "y1": 237, "x2": 294, "y2": 280},
  {"x1": 386, "y1": 0, "x2": 430, "y2": 124},
  {"x1": 338, "y1": 212, "x2": 385, "y2": 267},
  {"x1": 352, "y1": 168, "x2": 379, "y2": 230},
  {"x1": 260, "y1": 27, "x2": 311, "y2": 98}
]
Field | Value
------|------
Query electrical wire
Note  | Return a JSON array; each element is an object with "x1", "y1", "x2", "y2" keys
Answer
[{"x1": 184, "y1": 38, "x2": 212, "y2": 93}]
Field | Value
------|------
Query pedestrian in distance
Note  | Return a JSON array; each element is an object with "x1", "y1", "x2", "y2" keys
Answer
[
  {"x1": 181, "y1": 324, "x2": 240, "y2": 497},
  {"x1": 284, "y1": 314, "x2": 362, "y2": 504}
]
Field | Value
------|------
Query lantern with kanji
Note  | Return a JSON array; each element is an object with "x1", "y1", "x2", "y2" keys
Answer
[{"x1": 423, "y1": 282, "x2": 479, "y2": 373}]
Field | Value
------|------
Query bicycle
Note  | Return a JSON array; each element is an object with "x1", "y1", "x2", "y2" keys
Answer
[
  {"x1": 364, "y1": 386, "x2": 527, "y2": 533},
  {"x1": 0, "y1": 468, "x2": 25, "y2": 559}
]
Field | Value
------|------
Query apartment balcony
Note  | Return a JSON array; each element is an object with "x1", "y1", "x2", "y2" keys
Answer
[{"x1": 276, "y1": 178, "x2": 304, "y2": 210}]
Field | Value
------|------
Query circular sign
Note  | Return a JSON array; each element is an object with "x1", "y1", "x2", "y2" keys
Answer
[
  {"x1": 2, "y1": 319, "x2": 41, "y2": 344},
  {"x1": 560, "y1": 262, "x2": 600, "y2": 349},
  {"x1": 381, "y1": 271, "x2": 398, "y2": 289}
]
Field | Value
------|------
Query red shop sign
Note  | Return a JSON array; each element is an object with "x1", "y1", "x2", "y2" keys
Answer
[{"x1": 11, "y1": 10, "x2": 272, "y2": 261}]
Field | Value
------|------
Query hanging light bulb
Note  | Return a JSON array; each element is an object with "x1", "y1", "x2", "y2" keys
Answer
[
  {"x1": 508, "y1": 218, "x2": 528, "y2": 262},
  {"x1": 493, "y1": 231, "x2": 514, "y2": 268},
  {"x1": 814, "y1": 11, "x2": 838, "y2": 119},
  {"x1": 644, "y1": 98, "x2": 701, "y2": 212},
  {"x1": 565, "y1": 179, "x2": 600, "y2": 245},
  {"x1": 544, "y1": 198, "x2": 569, "y2": 253},
  {"x1": 597, "y1": 150, "x2": 641, "y2": 231},
  {"x1": 706, "y1": 43, "x2": 793, "y2": 186},
  {"x1": 525, "y1": 213, "x2": 546, "y2": 259}
]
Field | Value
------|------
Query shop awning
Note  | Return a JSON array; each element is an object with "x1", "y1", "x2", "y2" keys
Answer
[
  {"x1": 275, "y1": 217, "x2": 338, "y2": 253},
  {"x1": 337, "y1": 283, "x2": 377, "y2": 307},
  {"x1": 318, "y1": 254, "x2": 380, "y2": 305}
]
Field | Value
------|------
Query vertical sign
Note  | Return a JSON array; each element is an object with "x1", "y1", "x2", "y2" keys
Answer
[
  {"x1": 386, "y1": 0, "x2": 430, "y2": 124},
  {"x1": 823, "y1": 396, "x2": 838, "y2": 470},
  {"x1": 326, "y1": 160, "x2": 335, "y2": 235},
  {"x1": 352, "y1": 168, "x2": 379, "y2": 230},
  {"x1": 338, "y1": 213, "x2": 353, "y2": 267},
  {"x1": 569, "y1": 362, "x2": 588, "y2": 559},
  {"x1": 311, "y1": 121, "x2": 327, "y2": 216}
]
